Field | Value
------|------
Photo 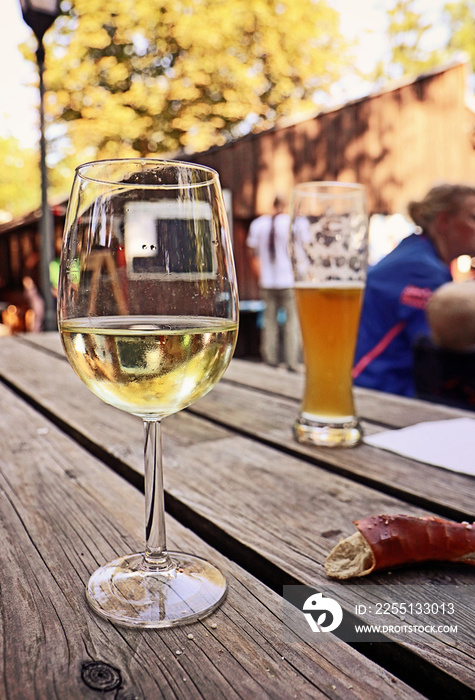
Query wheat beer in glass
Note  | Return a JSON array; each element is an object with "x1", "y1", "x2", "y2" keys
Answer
[{"x1": 289, "y1": 182, "x2": 368, "y2": 447}]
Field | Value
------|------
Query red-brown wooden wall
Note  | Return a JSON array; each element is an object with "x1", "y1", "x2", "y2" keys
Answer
[
  {"x1": 182, "y1": 60, "x2": 475, "y2": 299},
  {"x1": 1, "y1": 60, "x2": 474, "y2": 305}
]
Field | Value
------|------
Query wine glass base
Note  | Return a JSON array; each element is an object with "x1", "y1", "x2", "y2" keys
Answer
[
  {"x1": 293, "y1": 415, "x2": 363, "y2": 447},
  {"x1": 86, "y1": 552, "x2": 227, "y2": 628}
]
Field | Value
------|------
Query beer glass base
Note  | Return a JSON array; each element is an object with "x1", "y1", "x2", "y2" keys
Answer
[{"x1": 293, "y1": 415, "x2": 363, "y2": 447}]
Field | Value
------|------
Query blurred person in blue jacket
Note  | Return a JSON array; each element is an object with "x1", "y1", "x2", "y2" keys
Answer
[{"x1": 353, "y1": 184, "x2": 475, "y2": 396}]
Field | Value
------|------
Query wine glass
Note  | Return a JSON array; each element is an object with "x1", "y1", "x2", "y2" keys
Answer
[{"x1": 58, "y1": 159, "x2": 239, "y2": 627}]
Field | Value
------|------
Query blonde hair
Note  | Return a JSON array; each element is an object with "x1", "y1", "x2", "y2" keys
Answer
[{"x1": 407, "y1": 184, "x2": 475, "y2": 231}]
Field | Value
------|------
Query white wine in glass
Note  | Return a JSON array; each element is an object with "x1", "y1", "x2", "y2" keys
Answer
[{"x1": 58, "y1": 159, "x2": 238, "y2": 627}]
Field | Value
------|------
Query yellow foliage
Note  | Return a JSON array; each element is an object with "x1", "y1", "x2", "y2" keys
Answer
[
  {"x1": 0, "y1": 137, "x2": 40, "y2": 218},
  {"x1": 42, "y1": 0, "x2": 352, "y2": 159}
]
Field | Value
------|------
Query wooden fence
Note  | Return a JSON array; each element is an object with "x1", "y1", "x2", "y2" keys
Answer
[
  {"x1": 181, "y1": 60, "x2": 475, "y2": 299},
  {"x1": 1, "y1": 60, "x2": 474, "y2": 323}
]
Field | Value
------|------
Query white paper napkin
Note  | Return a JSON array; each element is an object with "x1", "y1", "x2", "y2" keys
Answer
[{"x1": 364, "y1": 418, "x2": 475, "y2": 476}]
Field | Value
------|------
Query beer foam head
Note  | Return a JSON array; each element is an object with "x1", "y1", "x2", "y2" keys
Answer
[{"x1": 294, "y1": 280, "x2": 365, "y2": 289}]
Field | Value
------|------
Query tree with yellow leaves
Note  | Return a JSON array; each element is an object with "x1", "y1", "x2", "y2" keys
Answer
[
  {"x1": 43, "y1": 0, "x2": 352, "y2": 162},
  {"x1": 0, "y1": 136, "x2": 40, "y2": 219},
  {"x1": 372, "y1": 0, "x2": 475, "y2": 84}
]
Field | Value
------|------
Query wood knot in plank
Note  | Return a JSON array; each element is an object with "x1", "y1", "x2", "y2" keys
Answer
[{"x1": 81, "y1": 661, "x2": 121, "y2": 692}]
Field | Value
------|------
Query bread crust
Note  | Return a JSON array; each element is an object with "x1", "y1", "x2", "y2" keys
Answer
[{"x1": 325, "y1": 514, "x2": 475, "y2": 579}]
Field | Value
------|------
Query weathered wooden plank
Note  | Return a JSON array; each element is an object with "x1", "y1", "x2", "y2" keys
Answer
[
  {"x1": 0, "y1": 336, "x2": 474, "y2": 695},
  {"x1": 0, "y1": 381, "x2": 420, "y2": 700},
  {"x1": 1, "y1": 335, "x2": 474, "y2": 546},
  {"x1": 22, "y1": 333, "x2": 475, "y2": 427},
  {"x1": 188, "y1": 380, "x2": 475, "y2": 520},
  {"x1": 0, "y1": 334, "x2": 229, "y2": 478},
  {"x1": 7, "y1": 335, "x2": 475, "y2": 519},
  {"x1": 222, "y1": 358, "x2": 475, "y2": 427}
]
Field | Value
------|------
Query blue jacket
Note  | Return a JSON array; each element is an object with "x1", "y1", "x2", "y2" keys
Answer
[{"x1": 353, "y1": 233, "x2": 452, "y2": 396}]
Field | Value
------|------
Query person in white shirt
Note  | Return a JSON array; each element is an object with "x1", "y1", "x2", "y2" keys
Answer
[{"x1": 247, "y1": 195, "x2": 300, "y2": 371}]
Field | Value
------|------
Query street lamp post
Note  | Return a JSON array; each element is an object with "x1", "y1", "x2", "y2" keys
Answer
[{"x1": 19, "y1": 0, "x2": 61, "y2": 331}]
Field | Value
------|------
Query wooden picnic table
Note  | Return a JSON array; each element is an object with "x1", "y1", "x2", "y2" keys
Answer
[{"x1": 0, "y1": 332, "x2": 473, "y2": 699}]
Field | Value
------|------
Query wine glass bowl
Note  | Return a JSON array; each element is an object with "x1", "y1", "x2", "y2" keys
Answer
[{"x1": 58, "y1": 159, "x2": 238, "y2": 627}]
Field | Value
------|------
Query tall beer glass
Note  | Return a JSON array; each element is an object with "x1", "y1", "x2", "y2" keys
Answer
[{"x1": 289, "y1": 182, "x2": 368, "y2": 447}]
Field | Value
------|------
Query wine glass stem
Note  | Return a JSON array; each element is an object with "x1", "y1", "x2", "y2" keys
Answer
[{"x1": 142, "y1": 419, "x2": 173, "y2": 572}]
